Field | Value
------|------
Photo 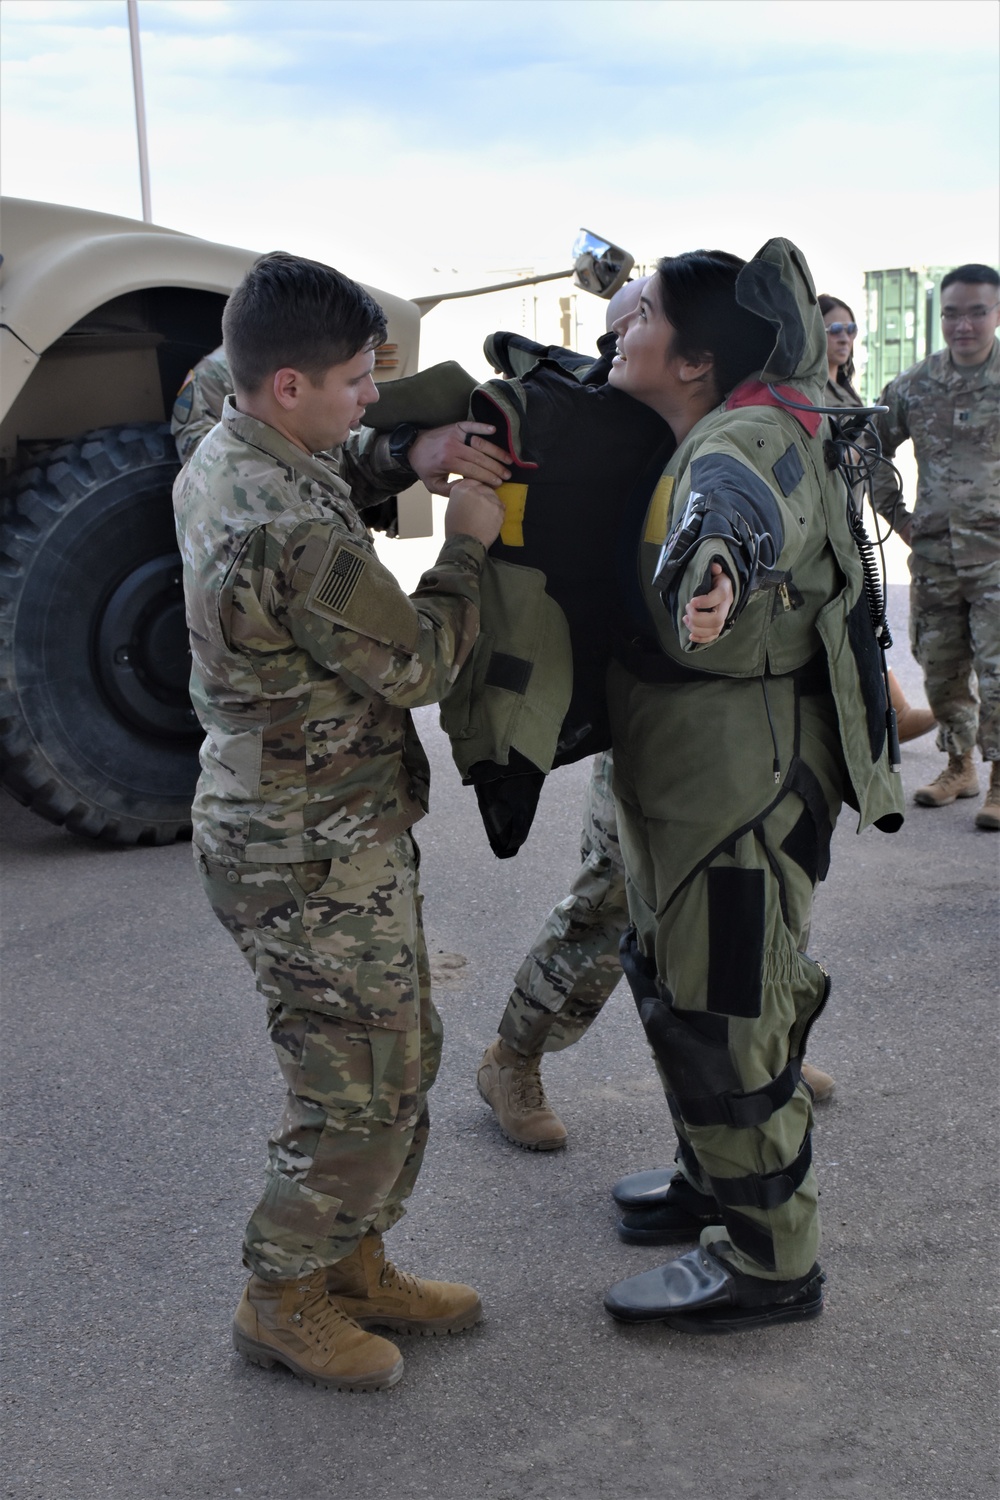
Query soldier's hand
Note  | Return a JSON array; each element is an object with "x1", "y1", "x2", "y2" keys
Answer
[
  {"x1": 683, "y1": 562, "x2": 734, "y2": 644},
  {"x1": 444, "y1": 478, "x2": 507, "y2": 548},
  {"x1": 410, "y1": 422, "x2": 513, "y2": 496}
]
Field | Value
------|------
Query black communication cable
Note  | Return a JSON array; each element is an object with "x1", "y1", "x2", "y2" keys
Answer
[{"x1": 766, "y1": 384, "x2": 903, "y2": 772}]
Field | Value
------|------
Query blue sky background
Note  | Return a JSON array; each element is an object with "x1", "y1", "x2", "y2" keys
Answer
[
  {"x1": 3, "y1": 0, "x2": 998, "y2": 299},
  {"x1": 2, "y1": 0, "x2": 997, "y2": 585}
]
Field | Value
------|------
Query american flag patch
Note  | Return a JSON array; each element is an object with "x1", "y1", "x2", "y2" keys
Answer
[{"x1": 314, "y1": 546, "x2": 365, "y2": 613}]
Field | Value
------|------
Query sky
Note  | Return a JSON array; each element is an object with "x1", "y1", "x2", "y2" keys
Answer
[
  {"x1": 3, "y1": 0, "x2": 998, "y2": 298},
  {"x1": 2, "y1": 0, "x2": 998, "y2": 582}
]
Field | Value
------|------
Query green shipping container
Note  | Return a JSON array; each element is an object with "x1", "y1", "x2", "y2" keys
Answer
[{"x1": 862, "y1": 265, "x2": 955, "y2": 403}]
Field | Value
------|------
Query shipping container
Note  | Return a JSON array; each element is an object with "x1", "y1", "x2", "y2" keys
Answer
[{"x1": 859, "y1": 264, "x2": 998, "y2": 402}]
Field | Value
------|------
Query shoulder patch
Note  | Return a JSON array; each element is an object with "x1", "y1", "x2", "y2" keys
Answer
[
  {"x1": 172, "y1": 374, "x2": 195, "y2": 425},
  {"x1": 305, "y1": 539, "x2": 420, "y2": 653},
  {"x1": 312, "y1": 543, "x2": 366, "y2": 614}
]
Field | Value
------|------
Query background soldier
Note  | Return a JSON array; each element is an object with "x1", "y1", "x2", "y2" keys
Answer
[
  {"x1": 174, "y1": 252, "x2": 506, "y2": 1392},
  {"x1": 872, "y1": 263, "x2": 1000, "y2": 830}
]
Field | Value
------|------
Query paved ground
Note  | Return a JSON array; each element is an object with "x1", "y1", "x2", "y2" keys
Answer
[{"x1": 2, "y1": 586, "x2": 997, "y2": 1500}]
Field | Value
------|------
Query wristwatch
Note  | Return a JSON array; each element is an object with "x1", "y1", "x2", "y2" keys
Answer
[{"x1": 387, "y1": 422, "x2": 419, "y2": 469}]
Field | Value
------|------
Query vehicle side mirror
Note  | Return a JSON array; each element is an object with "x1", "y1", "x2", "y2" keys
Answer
[{"x1": 572, "y1": 229, "x2": 635, "y2": 299}]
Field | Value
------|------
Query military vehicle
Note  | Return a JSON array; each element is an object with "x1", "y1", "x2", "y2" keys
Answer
[{"x1": 0, "y1": 203, "x2": 630, "y2": 845}]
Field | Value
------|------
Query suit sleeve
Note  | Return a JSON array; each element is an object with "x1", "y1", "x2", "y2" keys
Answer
[{"x1": 653, "y1": 426, "x2": 807, "y2": 647}]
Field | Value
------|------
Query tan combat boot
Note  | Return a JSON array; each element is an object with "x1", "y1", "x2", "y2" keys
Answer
[
  {"x1": 232, "y1": 1268, "x2": 403, "y2": 1390},
  {"x1": 914, "y1": 752, "x2": 980, "y2": 807},
  {"x1": 477, "y1": 1037, "x2": 568, "y2": 1150},
  {"x1": 326, "y1": 1232, "x2": 482, "y2": 1336},
  {"x1": 801, "y1": 1060, "x2": 835, "y2": 1103},
  {"x1": 888, "y1": 671, "x2": 936, "y2": 743},
  {"x1": 975, "y1": 761, "x2": 1000, "y2": 831}
]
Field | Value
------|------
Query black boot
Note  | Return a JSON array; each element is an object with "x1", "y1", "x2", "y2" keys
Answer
[
  {"x1": 604, "y1": 1242, "x2": 824, "y2": 1333},
  {"x1": 611, "y1": 1167, "x2": 676, "y2": 1208},
  {"x1": 616, "y1": 1173, "x2": 718, "y2": 1245}
]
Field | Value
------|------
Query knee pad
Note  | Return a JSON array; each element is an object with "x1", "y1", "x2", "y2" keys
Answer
[
  {"x1": 619, "y1": 926, "x2": 659, "y2": 1013},
  {"x1": 639, "y1": 988, "x2": 805, "y2": 1132}
]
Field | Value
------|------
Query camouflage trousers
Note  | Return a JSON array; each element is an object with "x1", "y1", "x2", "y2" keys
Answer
[
  {"x1": 196, "y1": 832, "x2": 442, "y2": 1282},
  {"x1": 498, "y1": 750, "x2": 629, "y2": 1057},
  {"x1": 909, "y1": 552, "x2": 1000, "y2": 760}
]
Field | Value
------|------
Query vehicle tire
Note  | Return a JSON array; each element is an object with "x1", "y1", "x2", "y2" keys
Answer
[{"x1": 0, "y1": 423, "x2": 201, "y2": 844}]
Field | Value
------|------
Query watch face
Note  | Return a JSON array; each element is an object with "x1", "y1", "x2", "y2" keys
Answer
[{"x1": 390, "y1": 423, "x2": 418, "y2": 463}]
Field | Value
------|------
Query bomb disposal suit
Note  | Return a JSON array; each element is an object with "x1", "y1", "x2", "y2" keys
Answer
[
  {"x1": 441, "y1": 337, "x2": 672, "y2": 856},
  {"x1": 609, "y1": 239, "x2": 903, "y2": 1284}
]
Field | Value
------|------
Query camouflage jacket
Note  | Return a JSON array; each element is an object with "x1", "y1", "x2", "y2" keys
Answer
[
  {"x1": 171, "y1": 345, "x2": 416, "y2": 514},
  {"x1": 173, "y1": 396, "x2": 484, "y2": 862},
  {"x1": 871, "y1": 340, "x2": 1000, "y2": 570}
]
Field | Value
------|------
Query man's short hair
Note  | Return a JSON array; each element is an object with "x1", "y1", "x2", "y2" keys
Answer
[
  {"x1": 940, "y1": 263, "x2": 1000, "y2": 293},
  {"x1": 222, "y1": 251, "x2": 387, "y2": 393}
]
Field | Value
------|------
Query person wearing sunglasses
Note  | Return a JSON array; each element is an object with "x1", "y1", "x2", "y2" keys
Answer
[
  {"x1": 870, "y1": 264, "x2": 1000, "y2": 829},
  {"x1": 818, "y1": 294, "x2": 935, "y2": 745}
]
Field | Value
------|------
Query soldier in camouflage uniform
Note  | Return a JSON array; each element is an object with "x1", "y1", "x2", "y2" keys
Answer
[
  {"x1": 173, "y1": 251, "x2": 507, "y2": 1392},
  {"x1": 477, "y1": 749, "x2": 629, "y2": 1149},
  {"x1": 871, "y1": 264, "x2": 1000, "y2": 830}
]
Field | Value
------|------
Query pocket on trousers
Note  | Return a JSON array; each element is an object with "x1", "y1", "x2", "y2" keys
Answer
[
  {"x1": 285, "y1": 842, "x2": 419, "y2": 1032},
  {"x1": 293, "y1": 1013, "x2": 409, "y2": 1126}
]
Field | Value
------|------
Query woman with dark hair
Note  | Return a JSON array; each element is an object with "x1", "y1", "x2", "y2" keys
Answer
[
  {"x1": 600, "y1": 241, "x2": 903, "y2": 1333},
  {"x1": 818, "y1": 293, "x2": 934, "y2": 741},
  {"x1": 819, "y1": 291, "x2": 862, "y2": 403}
]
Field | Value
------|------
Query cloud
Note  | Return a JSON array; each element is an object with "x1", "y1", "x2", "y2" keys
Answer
[{"x1": 2, "y1": 0, "x2": 996, "y2": 298}]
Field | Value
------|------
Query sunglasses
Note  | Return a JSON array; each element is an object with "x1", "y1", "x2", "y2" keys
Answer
[{"x1": 825, "y1": 322, "x2": 858, "y2": 336}]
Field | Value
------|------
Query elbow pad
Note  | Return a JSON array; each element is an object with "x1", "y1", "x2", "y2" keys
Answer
[{"x1": 651, "y1": 452, "x2": 787, "y2": 623}]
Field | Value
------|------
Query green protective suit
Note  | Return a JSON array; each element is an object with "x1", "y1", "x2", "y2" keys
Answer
[
  {"x1": 610, "y1": 239, "x2": 904, "y2": 1283},
  {"x1": 440, "y1": 343, "x2": 673, "y2": 856}
]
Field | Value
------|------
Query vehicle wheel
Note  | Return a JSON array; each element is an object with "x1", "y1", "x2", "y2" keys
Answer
[{"x1": 0, "y1": 423, "x2": 201, "y2": 844}]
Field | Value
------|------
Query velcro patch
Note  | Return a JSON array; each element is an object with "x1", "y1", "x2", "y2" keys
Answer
[
  {"x1": 304, "y1": 539, "x2": 420, "y2": 653},
  {"x1": 485, "y1": 652, "x2": 533, "y2": 694},
  {"x1": 497, "y1": 483, "x2": 528, "y2": 547},
  {"x1": 772, "y1": 443, "x2": 804, "y2": 497}
]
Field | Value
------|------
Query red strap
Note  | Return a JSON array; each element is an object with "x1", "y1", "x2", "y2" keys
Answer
[{"x1": 725, "y1": 379, "x2": 823, "y2": 438}]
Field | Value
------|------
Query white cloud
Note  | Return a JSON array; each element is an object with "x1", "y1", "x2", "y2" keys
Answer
[{"x1": 2, "y1": 0, "x2": 996, "y2": 300}]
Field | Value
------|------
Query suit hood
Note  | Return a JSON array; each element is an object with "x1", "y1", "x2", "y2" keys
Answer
[{"x1": 736, "y1": 237, "x2": 827, "y2": 396}]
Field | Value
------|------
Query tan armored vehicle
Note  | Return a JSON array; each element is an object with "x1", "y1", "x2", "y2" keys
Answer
[{"x1": 0, "y1": 201, "x2": 631, "y2": 844}]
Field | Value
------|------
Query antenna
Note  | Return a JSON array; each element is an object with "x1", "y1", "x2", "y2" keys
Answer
[{"x1": 126, "y1": 0, "x2": 152, "y2": 222}]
